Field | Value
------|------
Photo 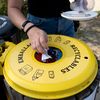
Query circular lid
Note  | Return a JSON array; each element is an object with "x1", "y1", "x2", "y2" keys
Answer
[
  {"x1": 61, "y1": 11, "x2": 98, "y2": 21},
  {"x1": 3, "y1": 35, "x2": 98, "y2": 99}
]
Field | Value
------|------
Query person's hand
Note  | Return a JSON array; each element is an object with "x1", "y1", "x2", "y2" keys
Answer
[
  {"x1": 83, "y1": 0, "x2": 94, "y2": 11},
  {"x1": 70, "y1": 0, "x2": 94, "y2": 11},
  {"x1": 27, "y1": 26, "x2": 49, "y2": 54}
]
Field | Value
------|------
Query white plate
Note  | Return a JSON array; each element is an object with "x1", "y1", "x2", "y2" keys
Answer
[{"x1": 61, "y1": 11, "x2": 98, "y2": 21}]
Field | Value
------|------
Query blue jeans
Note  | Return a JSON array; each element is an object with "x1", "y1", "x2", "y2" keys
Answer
[{"x1": 27, "y1": 14, "x2": 75, "y2": 37}]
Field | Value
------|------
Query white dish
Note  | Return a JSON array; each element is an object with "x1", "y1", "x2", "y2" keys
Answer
[{"x1": 61, "y1": 11, "x2": 98, "y2": 21}]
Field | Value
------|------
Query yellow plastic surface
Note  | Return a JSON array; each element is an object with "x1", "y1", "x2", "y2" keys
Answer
[
  {"x1": 0, "y1": 42, "x2": 15, "y2": 64},
  {"x1": 3, "y1": 35, "x2": 98, "y2": 99},
  {"x1": 0, "y1": 42, "x2": 15, "y2": 75},
  {"x1": 0, "y1": 63, "x2": 3, "y2": 75}
]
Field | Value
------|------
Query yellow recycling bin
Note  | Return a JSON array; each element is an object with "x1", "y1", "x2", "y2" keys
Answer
[
  {"x1": 3, "y1": 35, "x2": 99, "y2": 100},
  {"x1": 0, "y1": 40, "x2": 15, "y2": 100}
]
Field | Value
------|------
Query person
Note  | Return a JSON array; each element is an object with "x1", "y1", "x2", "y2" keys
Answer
[{"x1": 7, "y1": 0, "x2": 81, "y2": 54}]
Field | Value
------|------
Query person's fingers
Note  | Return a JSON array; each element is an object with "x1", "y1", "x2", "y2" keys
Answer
[
  {"x1": 27, "y1": 27, "x2": 49, "y2": 53},
  {"x1": 40, "y1": 35, "x2": 49, "y2": 50},
  {"x1": 31, "y1": 41, "x2": 37, "y2": 51},
  {"x1": 30, "y1": 37, "x2": 47, "y2": 53},
  {"x1": 35, "y1": 39, "x2": 45, "y2": 53}
]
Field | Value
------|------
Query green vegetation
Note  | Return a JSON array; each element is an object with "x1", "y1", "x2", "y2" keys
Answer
[
  {"x1": 0, "y1": 0, "x2": 28, "y2": 15},
  {"x1": 0, "y1": 0, "x2": 7, "y2": 15}
]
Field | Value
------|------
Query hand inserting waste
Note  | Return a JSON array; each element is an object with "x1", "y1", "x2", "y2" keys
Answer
[{"x1": 41, "y1": 49, "x2": 52, "y2": 62}]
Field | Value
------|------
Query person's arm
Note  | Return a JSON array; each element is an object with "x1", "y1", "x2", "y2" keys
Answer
[
  {"x1": 8, "y1": 0, "x2": 26, "y2": 29},
  {"x1": 8, "y1": 0, "x2": 48, "y2": 53}
]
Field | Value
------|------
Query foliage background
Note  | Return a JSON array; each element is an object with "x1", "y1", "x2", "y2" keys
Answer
[
  {"x1": 0, "y1": 0, "x2": 28, "y2": 15},
  {"x1": 0, "y1": 0, "x2": 7, "y2": 15}
]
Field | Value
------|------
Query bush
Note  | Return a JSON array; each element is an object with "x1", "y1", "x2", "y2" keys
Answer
[
  {"x1": 0, "y1": 0, "x2": 28, "y2": 16},
  {"x1": 0, "y1": 0, "x2": 7, "y2": 15}
]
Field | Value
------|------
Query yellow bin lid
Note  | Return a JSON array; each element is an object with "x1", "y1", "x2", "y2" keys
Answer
[{"x1": 3, "y1": 35, "x2": 98, "y2": 99}]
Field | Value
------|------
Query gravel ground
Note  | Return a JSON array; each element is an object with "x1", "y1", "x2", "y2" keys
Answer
[
  {"x1": 76, "y1": 14, "x2": 100, "y2": 100},
  {"x1": 76, "y1": 15, "x2": 100, "y2": 60}
]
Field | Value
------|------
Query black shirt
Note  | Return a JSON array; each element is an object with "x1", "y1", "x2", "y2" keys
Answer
[{"x1": 28, "y1": 0, "x2": 71, "y2": 18}]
